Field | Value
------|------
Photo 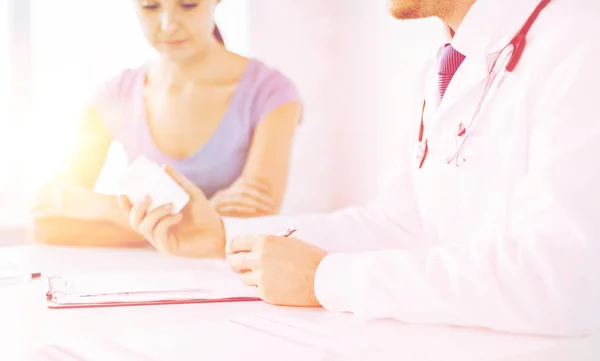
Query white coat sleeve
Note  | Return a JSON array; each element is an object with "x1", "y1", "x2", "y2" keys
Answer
[
  {"x1": 222, "y1": 163, "x2": 427, "y2": 312},
  {"x1": 313, "y1": 39, "x2": 600, "y2": 336}
]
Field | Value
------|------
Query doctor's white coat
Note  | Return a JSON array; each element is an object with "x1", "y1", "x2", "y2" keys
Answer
[{"x1": 225, "y1": 0, "x2": 600, "y2": 336}]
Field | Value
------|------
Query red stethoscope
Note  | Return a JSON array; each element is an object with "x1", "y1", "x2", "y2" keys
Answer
[{"x1": 416, "y1": 0, "x2": 552, "y2": 169}]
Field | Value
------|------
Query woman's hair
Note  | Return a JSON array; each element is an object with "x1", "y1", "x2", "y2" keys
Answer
[{"x1": 213, "y1": 25, "x2": 224, "y2": 45}]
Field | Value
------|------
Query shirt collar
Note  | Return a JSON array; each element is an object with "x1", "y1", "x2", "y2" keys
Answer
[{"x1": 451, "y1": 0, "x2": 547, "y2": 58}]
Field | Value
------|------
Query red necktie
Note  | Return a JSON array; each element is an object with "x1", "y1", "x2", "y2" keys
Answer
[{"x1": 438, "y1": 44, "x2": 466, "y2": 100}]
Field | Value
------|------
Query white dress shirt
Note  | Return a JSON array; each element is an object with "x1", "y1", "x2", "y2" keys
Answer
[{"x1": 224, "y1": 0, "x2": 600, "y2": 336}]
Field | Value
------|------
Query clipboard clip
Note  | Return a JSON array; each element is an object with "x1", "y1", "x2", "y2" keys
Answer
[{"x1": 46, "y1": 276, "x2": 67, "y2": 302}]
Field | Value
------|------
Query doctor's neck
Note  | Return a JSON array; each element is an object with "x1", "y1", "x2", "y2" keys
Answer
[{"x1": 440, "y1": 0, "x2": 476, "y2": 32}]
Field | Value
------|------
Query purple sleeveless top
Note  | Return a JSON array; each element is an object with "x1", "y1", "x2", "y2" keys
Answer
[{"x1": 93, "y1": 59, "x2": 301, "y2": 198}]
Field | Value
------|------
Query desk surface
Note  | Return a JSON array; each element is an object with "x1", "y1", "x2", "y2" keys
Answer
[{"x1": 1, "y1": 245, "x2": 598, "y2": 361}]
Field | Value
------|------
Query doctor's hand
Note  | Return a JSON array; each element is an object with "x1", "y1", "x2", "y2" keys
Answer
[
  {"x1": 226, "y1": 234, "x2": 328, "y2": 307},
  {"x1": 210, "y1": 177, "x2": 276, "y2": 218},
  {"x1": 119, "y1": 166, "x2": 226, "y2": 258}
]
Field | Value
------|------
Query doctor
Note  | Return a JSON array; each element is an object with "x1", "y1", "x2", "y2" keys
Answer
[{"x1": 122, "y1": 0, "x2": 600, "y2": 336}]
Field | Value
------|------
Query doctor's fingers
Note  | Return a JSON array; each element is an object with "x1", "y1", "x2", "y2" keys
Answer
[
  {"x1": 226, "y1": 252, "x2": 261, "y2": 273},
  {"x1": 226, "y1": 234, "x2": 268, "y2": 255},
  {"x1": 238, "y1": 271, "x2": 258, "y2": 287},
  {"x1": 128, "y1": 196, "x2": 152, "y2": 229}
]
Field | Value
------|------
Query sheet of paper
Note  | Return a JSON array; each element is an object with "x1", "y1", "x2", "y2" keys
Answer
[
  {"x1": 48, "y1": 268, "x2": 258, "y2": 305},
  {"x1": 226, "y1": 312, "x2": 559, "y2": 361},
  {"x1": 20, "y1": 338, "x2": 156, "y2": 361},
  {"x1": 229, "y1": 313, "x2": 377, "y2": 358},
  {"x1": 0, "y1": 258, "x2": 25, "y2": 285},
  {"x1": 19, "y1": 311, "x2": 561, "y2": 361},
  {"x1": 22, "y1": 321, "x2": 329, "y2": 361}
]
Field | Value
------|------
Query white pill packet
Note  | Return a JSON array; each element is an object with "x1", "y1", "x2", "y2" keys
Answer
[{"x1": 118, "y1": 156, "x2": 190, "y2": 214}]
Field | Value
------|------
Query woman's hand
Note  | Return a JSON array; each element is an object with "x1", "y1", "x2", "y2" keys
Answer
[
  {"x1": 31, "y1": 179, "x2": 107, "y2": 220},
  {"x1": 210, "y1": 178, "x2": 276, "y2": 218},
  {"x1": 119, "y1": 166, "x2": 226, "y2": 258}
]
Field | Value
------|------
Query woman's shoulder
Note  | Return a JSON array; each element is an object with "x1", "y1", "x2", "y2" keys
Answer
[
  {"x1": 89, "y1": 64, "x2": 147, "y2": 140},
  {"x1": 238, "y1": 59, "x2": 302, "y2": 123},
  {"x1": 92, "y1": 64, "x2": 147, "y2": 107},
  {"x1": 242, "y1": 58, "x2": 298, "y2": 93}
]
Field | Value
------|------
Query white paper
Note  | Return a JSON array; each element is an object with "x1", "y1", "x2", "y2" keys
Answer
[
  {"x1": 20, "y1": 338, "x2": 156, "y2": 361},
  {"x1": 23, "y1": 322, "x2": 329, "y2": 361},
  {"x1": 47, "y1": 269, "x2": 258, "y2": 305},
  {"x1": 0, "y1": 258, "x2": 25, "y2": 284},
  {"x1": 229, "y1": 313, "x2": 375, "y2": 358}
]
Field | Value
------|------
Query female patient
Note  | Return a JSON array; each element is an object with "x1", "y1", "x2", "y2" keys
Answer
[{"x1": 31, "y1": 0, "x2": 302, "y2": 246}]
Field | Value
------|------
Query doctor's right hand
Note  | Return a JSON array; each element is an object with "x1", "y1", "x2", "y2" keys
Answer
[{"x1": 119, "y1": 166, "x2": 226, "y2": 259}]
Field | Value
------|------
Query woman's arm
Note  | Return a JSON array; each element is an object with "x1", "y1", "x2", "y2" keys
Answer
[
  {"x1": 32, "y1": 105, "x2": 146, "y2": 246},
  {"x1": 243, "y1": 101, "x2": 302, "y2": 209},
  {"x1": 33, "y1": 218, "x2": 146, "y2": 247},
  {"x1": 211, "y1": 101, "x2": 302, "y2": 217}
]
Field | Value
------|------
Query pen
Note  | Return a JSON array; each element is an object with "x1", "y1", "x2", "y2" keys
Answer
[
  {"x1": 0, "y1": 272, "x2": 42, "y2": 284},
  {"x1": 276, "y1": 226, "x2": 297, "y2": 238}
]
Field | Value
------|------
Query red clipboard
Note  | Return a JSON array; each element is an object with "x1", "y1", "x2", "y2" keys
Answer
[{"x1": 45, "y1": 274, "x2": 261, "y2": 309}]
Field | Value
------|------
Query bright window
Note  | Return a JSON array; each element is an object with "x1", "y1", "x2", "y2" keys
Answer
[
  {"x1": 0, "y1": 2, "x2": 7, "y2": 133},
  {"x1": 0, "y1": 0, "x2": 26, "y2": 227},
  {"x1": 29, "y1": 0, "x2": 155, "y2": 183}
]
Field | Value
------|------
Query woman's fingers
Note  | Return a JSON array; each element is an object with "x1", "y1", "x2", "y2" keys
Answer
[
  {"x1": 239, "y1": 271, "x2": 258, "y2": 287},
  {"x1": 163, "y1": 165, "x2": 204, "y2": 200},
  {"x1": 153, "y1": 213, "x2": 184, "y2": 252},
  {"x1": 237, "y1": 187, "x2": 275, "y2": 209},
  {"x1": 217, "y1": 204, "x2": 268, "y2": 217},
  {"x1": 226, "y1": 252, "x2": 259, "y2": 273},
  {"x1": 118, "y1": 194, "x2": 133, "y2": 213},
  {"x1": 226, "y1": 234, "x2": 264, "y2": 254},
  {"x1": 138, "y1": 203, "x2": 174, "y2": 241},
  {"x1": 30, "y1": 199, "x2": 52, "y2": 213},
  {"x1": 226, "y1": 196, "x2": 272, "y2": 212},
  {"x1": 32, "y1": 186, "x2": 58, "y2": 209},
  {"x1": 210, "y1": 177, "x2": 276, "y2": 216},
  {"x1": 220, "y1": 191, "x2": 274, "y2": 212},
  {"x1": 30, "y1": 203, "x2": 58, "y2": 219},
  {"x1": 128, "y1": 196, "x2": 151, "y2": 229},
  {"x1": 237, "y1": 177, "x2": 269, "y2": 192}
]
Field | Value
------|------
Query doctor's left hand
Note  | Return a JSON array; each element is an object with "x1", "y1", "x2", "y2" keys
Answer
[{"x1": 226, "y1": 234, "x2": 328, "y2": 307}]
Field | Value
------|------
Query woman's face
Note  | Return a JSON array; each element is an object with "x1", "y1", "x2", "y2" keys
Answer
[{"x1": 134, "y1": 0, "x2": 219, "y2": 62}]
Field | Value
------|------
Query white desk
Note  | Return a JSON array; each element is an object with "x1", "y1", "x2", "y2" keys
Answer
[{"x1": 1, "y1": 245, "x2": 599, "y2": 361}]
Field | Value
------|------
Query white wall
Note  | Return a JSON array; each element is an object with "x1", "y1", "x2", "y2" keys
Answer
[{"x1": 248, "y1": 0, "x2": 446, "y2": 214}]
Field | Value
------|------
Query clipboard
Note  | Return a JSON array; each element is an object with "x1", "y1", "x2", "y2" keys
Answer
[{"x1": 45, "y1": 270, "x2": 261, "y2": 309}]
